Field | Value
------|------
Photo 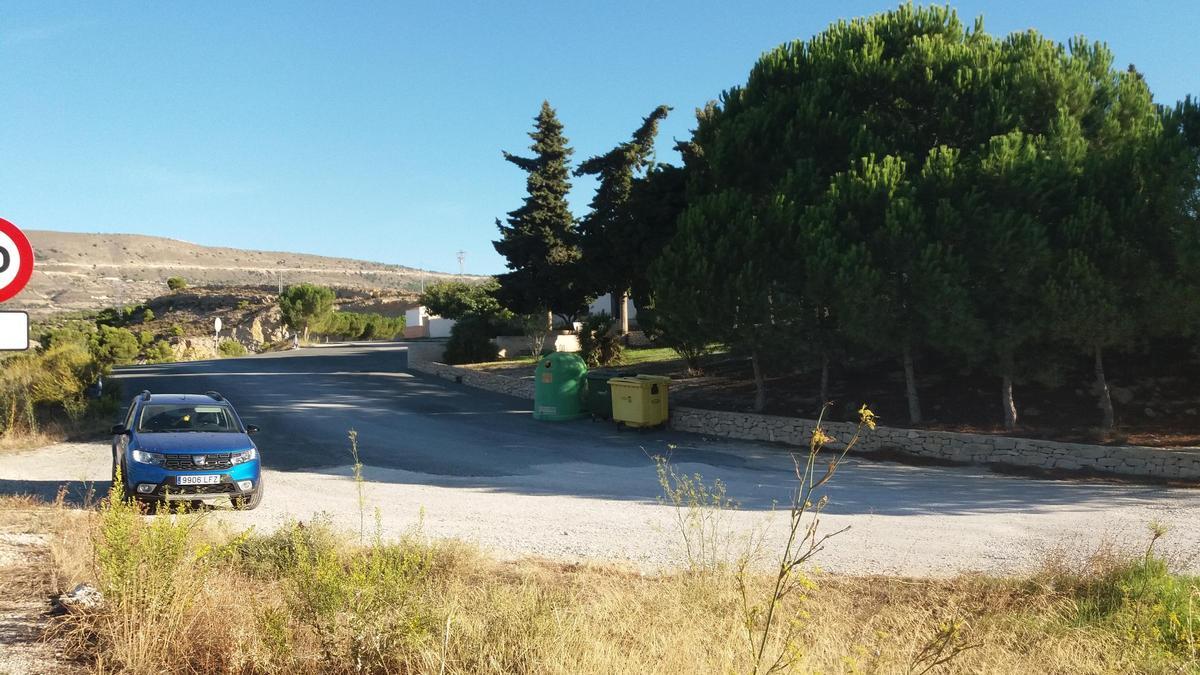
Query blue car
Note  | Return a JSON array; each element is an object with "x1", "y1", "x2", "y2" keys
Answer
[{"x1": 111, "y1": 390, "x2": 263, "y2": 510}]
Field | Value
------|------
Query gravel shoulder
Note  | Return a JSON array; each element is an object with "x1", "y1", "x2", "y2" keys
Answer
[
  {"x1": 0, "y1": 509, "x2": 79, "y2": 675},
  {"x1": 1, "y1": 440, "x2": 1197, "y2": 577}
]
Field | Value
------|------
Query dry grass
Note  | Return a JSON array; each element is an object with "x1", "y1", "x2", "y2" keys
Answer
[
  {"x1": 0, "y1": 494, "x2": 1182, "y2": 675},
  {"x1": 0, "y1": 417, "x2": 109, "y2": 454},
  {"x1": 2, "y1": 425, "x2": 1195, "y2": 675}
]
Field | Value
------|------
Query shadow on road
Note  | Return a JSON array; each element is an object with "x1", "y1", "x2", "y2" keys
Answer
[{"x1": 41, "y1": 344, "x2": 1181, "y2": 517}]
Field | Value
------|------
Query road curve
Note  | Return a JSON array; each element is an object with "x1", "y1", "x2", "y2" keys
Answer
[{"x1": 0, "y1": 343, "x2": 1195, "y2": 575}]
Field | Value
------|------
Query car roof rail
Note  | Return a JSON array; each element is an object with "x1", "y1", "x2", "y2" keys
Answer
[
  {"x1": 139, "y1": 390, "x2": 152, "y2": 401},
  {"x1": 205, "y1": 390, "x2": 224, "y2": 401}
]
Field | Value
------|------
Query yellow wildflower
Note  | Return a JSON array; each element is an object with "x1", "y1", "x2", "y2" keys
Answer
[
  {"x1": 812, "y1": 428, "x2": 834, "y2": 447},
  {"x1": 858, "y1": 405, "x2": 878, "y2": 430}
]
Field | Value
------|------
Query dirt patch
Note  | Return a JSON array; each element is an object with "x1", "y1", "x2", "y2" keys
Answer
[{"x1": 0, "y1": 503, "x2": 80, "y2": 674}]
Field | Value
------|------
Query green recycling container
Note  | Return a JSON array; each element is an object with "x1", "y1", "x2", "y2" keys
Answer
[
  {"x1": 533, "y1": 352, "x2": 588, "y2": 421},
  {"x1": 584, "y1": 369, "x2": 636, "y2": 420}
]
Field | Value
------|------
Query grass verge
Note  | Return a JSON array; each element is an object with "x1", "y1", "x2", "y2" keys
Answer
[{"x1": 0, "y1": 495, "x2": 1189, "y2": 673}]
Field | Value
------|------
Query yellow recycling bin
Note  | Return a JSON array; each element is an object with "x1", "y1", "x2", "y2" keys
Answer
[{"x1": 609, "y1": 375, "x2": 671, "y2": 428}]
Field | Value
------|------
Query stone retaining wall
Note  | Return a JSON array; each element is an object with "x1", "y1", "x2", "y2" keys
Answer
[
  {"x1": 670, "y1": 408, "x2": 1200, "y2": 482},
  {"x1": 408, "y1": 359, "x2": 1200, "y2": 482},
  {"x1": 410, "y1": 360, "x2": 535, "y2": 399}
]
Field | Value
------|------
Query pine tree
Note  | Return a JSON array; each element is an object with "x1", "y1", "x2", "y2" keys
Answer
[
  {"x1": 655, "y1": 190, "x2": 789, "y2": 410},
  {"x1": 803, "y1": 152, "x2": 977, "y2": 425},
  {"x1": 493, "y1": 101, "x2": 588, "y2": 324}
]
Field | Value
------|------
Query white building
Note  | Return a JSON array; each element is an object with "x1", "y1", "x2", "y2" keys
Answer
[
  {"x1": 587, "y1": 293, "x2": 638, "y2": 326},
  {"x1": 403, "y1": 306, "x2": 455, "y2": 339}
]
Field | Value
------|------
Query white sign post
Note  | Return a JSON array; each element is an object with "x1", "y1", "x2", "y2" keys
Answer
[{"x1": 214, "y1": 317, "x2": 223, "y2": 343}]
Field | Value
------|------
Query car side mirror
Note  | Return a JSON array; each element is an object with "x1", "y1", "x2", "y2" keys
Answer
[
  {"x1": 245, "y1": 425, "x2": 259, "y2": 434},
  {"x1": 111, "y1": 424, "x2": 129, "y2": 435}
]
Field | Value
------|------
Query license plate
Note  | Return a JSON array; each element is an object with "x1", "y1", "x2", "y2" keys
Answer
[{"x1": 177, "y1": 474, "x2": 222, "y2": 486}]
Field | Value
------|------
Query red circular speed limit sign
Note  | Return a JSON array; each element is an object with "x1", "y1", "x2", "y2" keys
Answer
[{"x1": 0, "y1": 218, "x2": 34, "y2": 303}]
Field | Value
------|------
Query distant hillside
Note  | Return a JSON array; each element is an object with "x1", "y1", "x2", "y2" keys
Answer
[{"x1": 12, "y1": 230, "x2": 479, "y2": 316}]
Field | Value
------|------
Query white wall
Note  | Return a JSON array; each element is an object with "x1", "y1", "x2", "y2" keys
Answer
[
  {"x1": 587, "y1": 293, "x2": 638, "y2": 321},
  {"x1": 404, "y1": 306, "x2": 429, "y2": 328},
  {"x1": 427, "y1": 317, "x2": 456, "y2": 339}
]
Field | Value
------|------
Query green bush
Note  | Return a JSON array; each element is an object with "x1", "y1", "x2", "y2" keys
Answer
[
  {"x1": 443, "y1": 315, "x2": 499, "y2": 364},
  {"x1": 636, "y1": 306, "x2": 712, "y2": 374},
  {"x1": 419, "y1": 279, "x2": 504, "y2": 321},
  {"x1": 263, "y1": 520, "x2": 433, "y2": 669},
  {"x1": 0, "y1": 335, "x2": 117, "y2": 437},
  {"x1": 167, "y1": 276, "x2": 187, "y2": 291},
  {"x1": 312, "y1": 311, "x2": 405, "y2": 341},
  {"x1": 1059, "y1": 554, "x2": 1199, "y2": 659},
  {"x1": 92, "y1": 325, "x2": 140, "y2": 365},
  {"x1": 218, "y1": 340, "x2": 249, "y2": 357},
  {"x1": 144, "y1": 340, "x2": 175, "y2": 364},
  {"x1": 92, "y1": 487, "x2": 243, "y2": 672},
  {"x1": 38, "y1": 320, "x2": 96, "y2": 351},
  {"x1": 579, "y1": 313, "x2": 623, "y2": 367},
  {"x1": 141, "y1": 308, "x2": 155, "y2": 323}
]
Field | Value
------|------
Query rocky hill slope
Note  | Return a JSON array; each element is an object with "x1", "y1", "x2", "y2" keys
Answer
[{"x1": 12, "y1": 230, "x2": 475, "y2": 316}]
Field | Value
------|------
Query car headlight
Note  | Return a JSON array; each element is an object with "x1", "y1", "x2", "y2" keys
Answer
[
  {"x1": 130, "y1": 450, "x2": 165, "y2": 465},
  {"x1": 231, "y1": 448, "x2": 258, "y2": 465}
]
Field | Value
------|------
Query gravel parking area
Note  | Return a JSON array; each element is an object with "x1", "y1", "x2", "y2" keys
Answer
[{"x1": 2, "y1": 439, "x2": 1197, "y2": 576}]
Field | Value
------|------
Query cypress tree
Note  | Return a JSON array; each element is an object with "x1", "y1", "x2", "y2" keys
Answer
[
  {"x1": 575, "y1": 105, "x2": 671, "y2": 332},
  {"x1": 493, "y1": 101, "x2": 588, "y2": 325}
]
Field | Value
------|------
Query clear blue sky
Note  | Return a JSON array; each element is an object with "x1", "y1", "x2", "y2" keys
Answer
[{"x1": 0, "y1": 2, "x2": 1196, "y2": 275}]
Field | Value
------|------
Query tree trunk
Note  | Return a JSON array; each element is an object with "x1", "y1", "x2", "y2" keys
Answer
[
  {"x1": 546, "y1": 310, "x2": 553, "y2": 332},
  {"x1": 1001, "y1": 373, "x2": 1018, "y2": 431},
  {"x1": 751, "y1": 350, "x2": 766, "y2": 413},
  {"x1": 618, "y1": 290, "x2": 630, "y2": 335},
  {"x1": 818, "y1": 353, "x2": 830, "y2": 410},
  {"x1": 1095, "y1": 344, "x2": 1115, "y2": 432},
  {"x1": 902, "y1": 344, "x2": 922, "y2": 425}
]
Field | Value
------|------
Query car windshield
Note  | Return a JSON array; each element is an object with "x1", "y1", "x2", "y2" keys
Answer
[{"x1": 137, "y1": 404, "x2": 240, "y2": 433}]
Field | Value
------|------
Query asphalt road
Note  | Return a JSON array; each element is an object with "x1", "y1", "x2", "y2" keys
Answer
[{"x1": 2, "y1": 343, "x2": 1196, "y2": 575}]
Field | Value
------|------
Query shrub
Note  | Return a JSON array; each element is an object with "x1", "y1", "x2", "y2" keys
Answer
[
  {"x1": 144, "y1": 340, "x2": 175, "y2": 364},
  {"x1": 1048, "y1": 526, "x2": 1200, "y2": 661},
  {"x1": 0, "y1": 336, "x2": 116, "y2": 437},
  {"x1": 443, "y1": 315, "x2": 499, "y2": 364},
  {"x1": 167, "y1": 276, "x2": 187, "y2": 291},
  {"x1": 218, "y1": 340, "x2": 248, "y2": 357},
  {"x1": 84, "y1": 489, "x2": 248, "y2": 672},
  {"x1": 38, "y1": 321, "x2": 96, "y2": 351},
  {"x1": 637, "y1": 306, "x2": 712, "y2": 374},
  {"x1": 270, "y1": 521, "x2": 434, "y2": 669},
  {"x1": 141, "y1": 308, "x2": 155, "y2": 323},
  {"x1": 419, "y1": 279, "x2": 504, "y2": 321},
  {"x1": 91, "y1": 325, "x2": 140, "y2": 365},
  {"x1": 579, "y1": 313, "x2": 623, "y2": 367},
  {"x1": 312, "y1": 312, "x2": 405, "y2": 341},
  {"x1": 170, "y1": 324, "x2": 185, "y2": 337},
  {"x1": 521, "y1": 312, "x2": 551, "y2": 356}
]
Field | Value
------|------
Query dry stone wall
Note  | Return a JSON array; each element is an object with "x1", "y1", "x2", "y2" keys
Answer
[
  {"x1": 669, "y1": 408, "x2": 1200, "y2": 482},
  {"x1": 409, "y1": 360, "x2": 535, "y2": 399},
  {"x1": 407, "y1": 358, "x2": 1200, "y2": 482}
]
